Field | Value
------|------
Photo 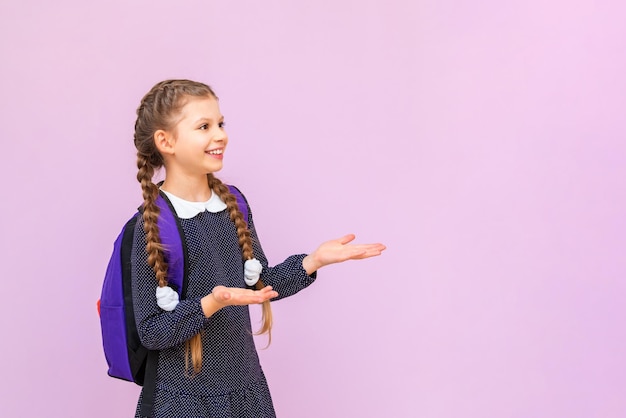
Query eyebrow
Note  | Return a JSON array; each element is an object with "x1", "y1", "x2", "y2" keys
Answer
[{"x1": 193, "y1": 115, "x2": 225, "y2": 125}]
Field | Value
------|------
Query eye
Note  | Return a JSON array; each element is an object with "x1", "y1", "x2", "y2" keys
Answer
[
  {"x1": 218, "y1": 121, "x2": 226, "y2": 129},
  {"x1": 199, "y1": 123, "x2": 209, "y2": 130}
]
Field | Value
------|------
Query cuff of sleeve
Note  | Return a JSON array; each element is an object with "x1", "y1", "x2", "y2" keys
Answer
[
  {"x1": 294, "y1": 253, "x2": 317, "y2": 282},
  {"x1": 186, "y1": 297, "x2": 213, "y2": 326}
]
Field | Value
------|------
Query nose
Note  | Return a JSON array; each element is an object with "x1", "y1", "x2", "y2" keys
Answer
[{"x1": 213, "y1": 129, "x2": 228, "y2": 143}]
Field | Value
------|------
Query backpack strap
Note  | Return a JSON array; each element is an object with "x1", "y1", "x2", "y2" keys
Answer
[
  {"x1": 120, "y1": 214, "x2": 147, "y2": 383},
  {"x1": 139, "y1": 350, "x2": 160, "y2": 417},
  {"x1": 155, "y1": 192, "x2": 188, "y2": 296},
  {"x1": 227, "y1": 185, "x2": 249, "y2": 225}
]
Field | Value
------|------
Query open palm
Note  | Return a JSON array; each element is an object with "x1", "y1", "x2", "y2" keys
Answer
[{"x1": 303, "y1": 234, "x2": 386, "y2": 273}]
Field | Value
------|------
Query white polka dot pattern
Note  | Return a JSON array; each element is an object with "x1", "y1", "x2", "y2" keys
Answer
[{"x1": 130, "y1": 195, "x2": 316, "y2": 417}]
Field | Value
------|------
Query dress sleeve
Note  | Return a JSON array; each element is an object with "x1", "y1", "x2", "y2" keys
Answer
[
  {"x1": 244, "y1": 195, "x2": 317, "y2": 301},
  {"x1": 130, "y1": 218, "x2": 209, "y2": 351}
]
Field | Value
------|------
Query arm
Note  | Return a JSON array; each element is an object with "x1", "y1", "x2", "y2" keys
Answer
[{"x1": 244, "y1": 205, "x2": 385, "y2": 299}]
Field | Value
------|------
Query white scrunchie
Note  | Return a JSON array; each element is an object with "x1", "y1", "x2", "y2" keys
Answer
[
  {"x1": 244, "y1": 258, "x2": 263, "y2": 286},
  {"x1": 156, "y1": 286, "x2": 180, "y2": 311}
]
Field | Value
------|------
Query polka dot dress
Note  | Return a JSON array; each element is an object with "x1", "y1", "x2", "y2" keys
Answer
[{"x1": 130, "y1": 194, "x2": 316, "y2": 418}]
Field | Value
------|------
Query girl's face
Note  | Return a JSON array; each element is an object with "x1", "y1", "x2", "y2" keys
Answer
[{"x1": 167, "y1": 95, "x2": 228, "y2": 176}]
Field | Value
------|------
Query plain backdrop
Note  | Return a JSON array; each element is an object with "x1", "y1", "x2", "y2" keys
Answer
[{"x1": 1, "y1": 1, "x2": 625, "y2": 417}]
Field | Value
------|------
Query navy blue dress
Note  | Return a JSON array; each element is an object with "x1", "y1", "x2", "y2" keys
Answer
[{"x1": 130, "y1": 191, "x2": 316, "y2": 418}]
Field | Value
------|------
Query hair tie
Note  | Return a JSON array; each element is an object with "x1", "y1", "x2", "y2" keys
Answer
[
  {"x1": 156, "y1": 285, "x2": 180, "y2": 311},
  {"x1": 244, "y1": 258, "x2": 263, "y2": 286}
]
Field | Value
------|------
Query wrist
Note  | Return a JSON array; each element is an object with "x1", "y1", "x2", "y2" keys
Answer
[
  {"x1": 302, "y1": 254, "x2": 321, "y2": 276},
  {"x1": 201, "y1": 293, "x2": 223, "y2": 318}
]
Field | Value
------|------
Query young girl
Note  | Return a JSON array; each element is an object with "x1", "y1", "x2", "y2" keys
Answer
[{"x1": 130, "y1": 79, "x2": 386, "y2": 418}]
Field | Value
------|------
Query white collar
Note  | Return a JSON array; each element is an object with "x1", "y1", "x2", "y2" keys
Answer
[{"x1": 161, "y1": 189, "x2": 228, "y2": 219}]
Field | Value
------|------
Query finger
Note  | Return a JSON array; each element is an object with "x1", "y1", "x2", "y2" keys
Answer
[
  {"x1": 346, "y1": 245, "x2": 386, "y2": 259},
  {"x1": 354, "y1": 243, "x2": 386, "y2": 252},
  {"x1": 250, "y1": 292, "x2": 277, "y2": 304},
  {"x1": 234, "y1": 292, "x2": 263, "y2": 305},
  {"x1": 218, "y1": 291, "x2": 231, "y2": 302},
  {"x1": 349, "y1": 250, "x2": 368, "y2": 260},
  {"x1": 337, "y1": 234, "x2": 356, "y2": 245},
  {"x1": 259, "y1": 288, "x2": 278, "y2": 300},
  {"x1": 360, "y1": 247, "x2": 386, "y2": 258}
]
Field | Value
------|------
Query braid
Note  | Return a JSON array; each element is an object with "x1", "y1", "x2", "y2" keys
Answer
[
  {"x1": 134, "y1": 79, "x2": 219, "y2": 375},
  {"x1": 136, "y1": 155, "x2": 168, "y2": 288},
  {"x1": 208, "y1": 175, "x2": 253, "y2": 258},
  {"x1": 208, "y1": 174, "x2": 273, "y2": 340},
  {"x1": 186, "y1": 332, "x2": 204, "y2": 375}
]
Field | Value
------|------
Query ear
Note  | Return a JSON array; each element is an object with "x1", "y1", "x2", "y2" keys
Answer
[{"x1": 154, "y1": 129, "x2": 175, "y2": 155}]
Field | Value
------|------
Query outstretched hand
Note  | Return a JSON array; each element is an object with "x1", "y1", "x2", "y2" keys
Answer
[
  {"x1": 201, "y1": 285, "x2": 278, "y2": 318},
  {"x1": 212, "y1": 285, "x2": 278, "y2": 306},
  {"x1": 302, "y1": 234, "x2": 386, "y2": 275}
]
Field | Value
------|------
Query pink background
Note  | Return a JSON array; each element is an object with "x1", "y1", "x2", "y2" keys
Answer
[{"x1": 1, "y1": 1, "x2": 625, "y2": 417}]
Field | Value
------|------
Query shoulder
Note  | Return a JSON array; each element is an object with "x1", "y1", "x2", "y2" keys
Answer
[
  {"x1": 225, "y1": 183, "x2": 245, "y2": 197},
  {"x1": 225, "y1": 184, "x2": 252, "y2": 222},
  {"x1": 225, "y1": 184, "x2": 250, "y2": 205}
]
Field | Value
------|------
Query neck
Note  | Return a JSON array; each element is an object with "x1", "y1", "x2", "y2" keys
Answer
[{"x1": 161, "y1": 174, "x2": 213, "y2": 202}]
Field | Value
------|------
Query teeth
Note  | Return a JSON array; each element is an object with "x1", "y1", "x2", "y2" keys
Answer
[{"x1": 207, "y1": 149, "x2": 223, "y2": 155}]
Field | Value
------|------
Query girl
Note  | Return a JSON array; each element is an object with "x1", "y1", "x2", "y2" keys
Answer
[{"x1": 131, "y1": 79, "x2": 385, "y2": 418}]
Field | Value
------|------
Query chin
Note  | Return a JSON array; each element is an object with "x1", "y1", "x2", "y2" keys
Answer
[{"x1": 207, "y1": 164, "x2": 224, "y2": 173}]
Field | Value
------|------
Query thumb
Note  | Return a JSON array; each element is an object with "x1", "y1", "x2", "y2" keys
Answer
[
  {"x1": 213, "y1": 286, "x2": 231, "y2": 302},
  {"x1": 338, "y1": 234, "x2": 356, "y2": 245}
]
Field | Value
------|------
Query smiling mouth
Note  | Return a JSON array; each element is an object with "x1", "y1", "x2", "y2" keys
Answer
[{"x1": 207, "y1": 149, "x2": 223, "y2": 155}]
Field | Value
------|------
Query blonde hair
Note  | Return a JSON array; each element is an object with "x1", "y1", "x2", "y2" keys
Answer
[{"x1": 133, "y1": 79, "x2": 272, "y2": 374}]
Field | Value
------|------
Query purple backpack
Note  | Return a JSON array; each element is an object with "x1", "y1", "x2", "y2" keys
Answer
[{"x1": 98, "y1": 186, "x2": 248, "y2": 415}]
